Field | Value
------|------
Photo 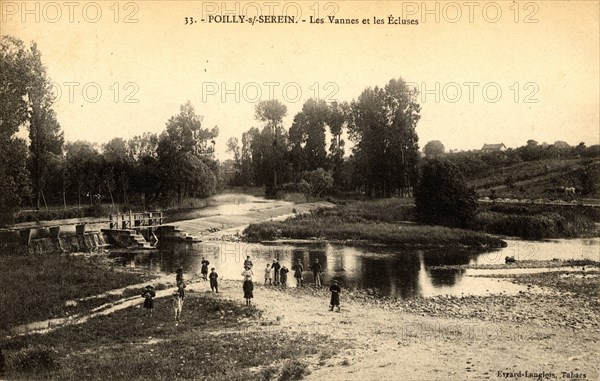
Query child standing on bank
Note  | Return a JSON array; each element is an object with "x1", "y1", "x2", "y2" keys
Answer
[
  {"x1": 141, "y1": 285, "x2": 156, "y2": 317},
  {"x1": 280, "y1": 266, "x2": 289, "y2": 289},
  {"x1": 329, "y1": 280, "x2": 341, "y2": 312},
  {"x1": 201, "y1": 258, "x2": 210, "y2": 281},
  {"x1": 176, "y1": 268, "x2": 184, "y2": 287},
  {"x1": 209, "y1": 268, "x2": 219, "y2": 293},
  {"x1": 264, "y1": 263, "x2": 272, "y2": 285},
  {"x1": 242, "y1": 266, "x2": 254, "y2": 306},
  {"x1": 173, "y1": 281, "x2": 186, "y2": 323}
]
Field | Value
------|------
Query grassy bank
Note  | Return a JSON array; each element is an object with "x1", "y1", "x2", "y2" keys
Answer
[
  {"x1": 474, "y1": 203, "x2": 599, "y2": 239},
  {"x1": 0, "y1": 253, "x2": 151, "y2": 332},
  {"x1": 244, "y1": 197, "x2": 599, "y2": 244},
  {"x1": 1, "y1": 293, "x2": 338, "y2": 380},
  {"x1": 244, "y1": 199, "x2": 505, "y2": 248}
]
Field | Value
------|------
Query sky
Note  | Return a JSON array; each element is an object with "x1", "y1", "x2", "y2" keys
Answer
[{"x1": 2, "y1": 0, "x2": 599, "y2": 160}]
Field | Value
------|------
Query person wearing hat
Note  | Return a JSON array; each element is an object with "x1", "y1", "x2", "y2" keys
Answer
[
  {"x1": 141, "y1": 285, "x2": 156, "y2": 317},
  {"x1": 292, "y1": 259, "x2": 304, "y2": 288},
  {"x1": 241, "y1": 265, "x2": 254, "y2": 306},
  {"x1": 201, "y1": 257, "x2": 210, "y2": 281},
  {"x1": 329, "y1": 280, "x2": 341, "y2": 312}
]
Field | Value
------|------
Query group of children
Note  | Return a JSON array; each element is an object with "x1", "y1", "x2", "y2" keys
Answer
[
  {"x1": 141, "y1": 263, "x2": 220, "y2": 323},
  {"x1": 262, "y1": 258, "x2": 290, "y2": 288},
  {"x1": 251, "y1": 256, "x2": 341, "y2": 312},
  {"x1": 141, "y1": 256, "x2": 342, "y2": 320}
]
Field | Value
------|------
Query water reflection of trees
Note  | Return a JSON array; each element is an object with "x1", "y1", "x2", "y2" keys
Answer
[
  {"x1": 359, "y1": 253, "x2": 422, "y2": 299},
  {"x1": 422, "y1": 250, "x2": 477, "y2": 287},
  {"x1": 115, "y1": 243, "x2": 493, "y2": 299}
]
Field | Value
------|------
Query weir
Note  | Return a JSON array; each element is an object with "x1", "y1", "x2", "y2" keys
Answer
[{"x1": 0, "y1": 211, "x2": 200, "y2": 255}]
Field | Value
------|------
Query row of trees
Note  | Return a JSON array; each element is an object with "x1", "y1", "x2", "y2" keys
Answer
[
  {"x1": 46, "y1": 102, "x2": 219, "y2": 209},
  {"x1": 226, "y1": 79, "x2": 421, "y2": 197},
  {"x1": 1, "y1": 35, "x2": 221, "y2": 222}
]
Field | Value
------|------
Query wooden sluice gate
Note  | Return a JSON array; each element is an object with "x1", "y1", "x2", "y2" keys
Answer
[{"x1": 102, "y1": 211, "x2": 201, "y2": 248}]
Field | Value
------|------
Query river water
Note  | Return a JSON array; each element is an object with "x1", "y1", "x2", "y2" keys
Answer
[
  {"x1": 108, "y1": 194, "x2": 599, "y2": 299},
  {"x1": 110, "y1": 236, "x2": 599, "y2": 299}
]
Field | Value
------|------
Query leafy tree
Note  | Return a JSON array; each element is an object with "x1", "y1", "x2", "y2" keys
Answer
[
  {"x1": 254, "y1": 99, "x2": 287, "y2": 132},
  {"x1": 1, "y1": 37, "x2": 33, "y2": 217},
  {"x1": 103, "y1": 137, "x2": 131, "y2": 204},
  {"x1": 326, "y1": 101, "x2": 349, "y2": 187},
  {"x1": 65, "y1": 141, "x2": 101, "y2": 207},
  {"x1": 415, "y1": 159, "x2": 478, "y2": 228},
  {"x1": 349, "y1": 78, "x2": 420, "y2": 197},
  {"x1": 289, "y1": 99, "x2": 329, "y2": 175},
  {"x1": 0, "y1": 36, "x2": 31, "y2": 138},
  {"x1": 156, "y1": 102, "x2": 219, "y2": 203},
  {"x1": 239, "y1": 131, "x2": 255, "y2": 185},
  {"x1": 0, "y1": 138, "x2": 29, "y2": 222},
  {"x1": 1, "y1": 37, "x2": 64, "y2": 211},
  {"x1": 423, "y1": 140, "x2": 445, "y2": 158},
  {"x1": 127, "y1": 132, "x2": 158, "y2": 161},
  {"x1": 252, "y1": 100, "x2": 288, "y2": 194}
]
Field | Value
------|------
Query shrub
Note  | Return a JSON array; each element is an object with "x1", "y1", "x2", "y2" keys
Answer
[
  {"x1": 415, "y1": 159, "x2": 478, "y2": 228},
  {"x1": 302, "y1": 168, "x2": 333, "y2": 197},
  {"x1": 278, "y1": 360, "x2": 310, "y2": 381},
  {"x1": 243, "y1": 223, "x2": 280, "y2": 241},
  {"x1": 7, "y1": 346, "x2": 58, "y2": 374}
]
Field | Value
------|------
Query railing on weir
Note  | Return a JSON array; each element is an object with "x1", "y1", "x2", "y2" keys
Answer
[{"x1": 108, "y1": 211, "x2": 164, "y2": 230}]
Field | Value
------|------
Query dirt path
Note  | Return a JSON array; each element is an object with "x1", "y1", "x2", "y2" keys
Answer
[{"x1": 187, "y1": 279, "x2": 599, "y2": 381}]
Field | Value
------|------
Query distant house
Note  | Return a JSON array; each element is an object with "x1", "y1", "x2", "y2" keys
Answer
[{"x1": 481, "y1": 143, "x2": 507, "y2": 153}]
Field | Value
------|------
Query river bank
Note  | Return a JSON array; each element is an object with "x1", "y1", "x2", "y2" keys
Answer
[
  {"x1": 2, "y1": 269, "x2": 598, "y2": 380},
  {"x1": 3, "y1": 195, "x2": 598, "y2": 379}
]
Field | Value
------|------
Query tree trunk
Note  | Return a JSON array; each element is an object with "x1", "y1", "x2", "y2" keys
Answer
[
  {"x1": 41, "y1": 189, "x2": 48, "y2": 211},
  {"x1": 108, "y1": 181, "x2": 115, "y2": 208}
]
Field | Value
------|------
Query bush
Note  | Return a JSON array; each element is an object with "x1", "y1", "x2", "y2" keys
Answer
[
  {"x1": 7, "y1": 346, "x2": 57, "y2": 373},
  {"x1": 243, "y1": 223, "x2": 281, "y2": 241},
  {"x1": 302, "y1": 168, "x2": 333, "y2": 197},
  {"x1": 415, "y1": 159, "x2": 478, "y2": 228},
  {"x1": 278, "y1": 360, "x2": 310, "y2": 381}
]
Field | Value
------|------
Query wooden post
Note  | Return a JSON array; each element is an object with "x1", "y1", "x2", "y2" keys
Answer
[{"x1": 19, "y1": 229, "x2": 32, "y2": 246}]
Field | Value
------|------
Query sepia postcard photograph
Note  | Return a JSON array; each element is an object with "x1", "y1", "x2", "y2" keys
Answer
[{"x1": 1, "y1": 0, "x2": 599, "y2": 380}]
